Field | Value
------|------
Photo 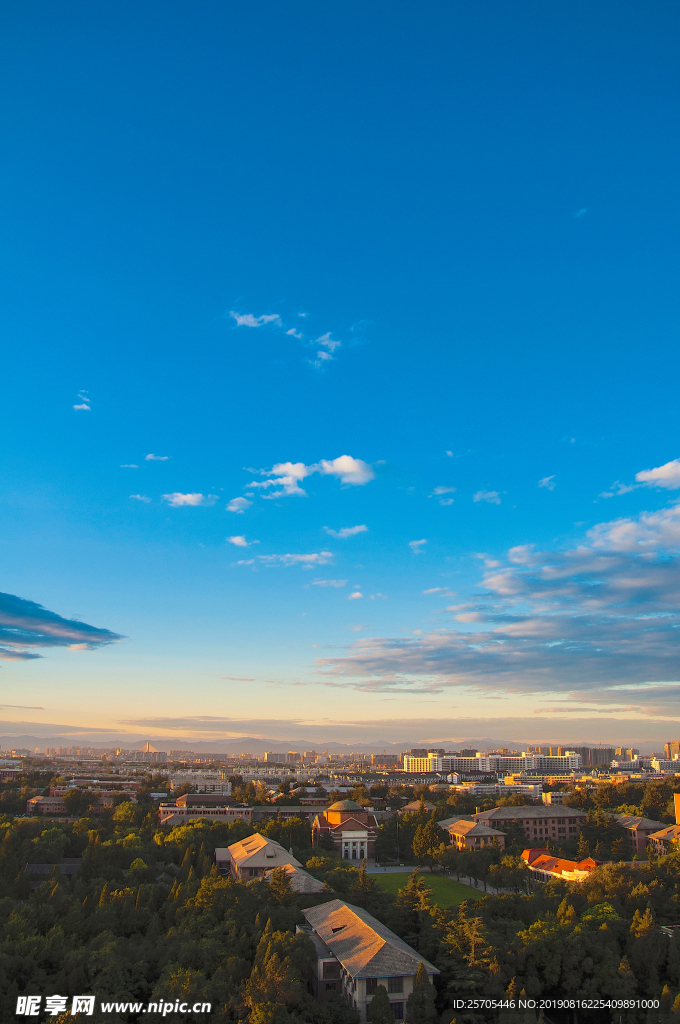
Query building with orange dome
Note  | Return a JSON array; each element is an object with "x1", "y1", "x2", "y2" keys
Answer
[{"x1": 312, "y1": 799, "x2": 379, "y2": 861}]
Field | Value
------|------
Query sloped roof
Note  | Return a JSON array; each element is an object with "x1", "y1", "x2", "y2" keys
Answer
[
  {"x1": 303, "y1": 899, "x2": 439, "y2": 980},
  {"x1": 614, "y1": 813, "x2": 666, "y2": 831},
  {"x1": 227, "y1": 833, "x2": 301, "y2": 868},
  {"x1": 649, "y1": 824, "x2": 680, "y2": 840},
  {"x1": 439, "y1": 818, "x2": 506, "y2": 837},
  {"x1": 475, "y1": 805, "x2": 586, "y2": 821},
  {"x1": 263, "y1": 863, "x2": 326, "y2": 894}
]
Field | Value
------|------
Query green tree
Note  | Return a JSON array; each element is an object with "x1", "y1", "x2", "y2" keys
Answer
[
  {"x1": 412, "y1": 819, "x2": 445, "y2": 870},
  {"x1": 367, "y1": 985, "x2": 394, "y2": 1024},
  {"x1": 405, "y1": 961, "x2": 437, "y2": 1024}
]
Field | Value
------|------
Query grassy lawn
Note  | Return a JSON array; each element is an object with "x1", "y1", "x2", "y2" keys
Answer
[{"x1": 372, "y1": 871, "x2": 484, "y2": 908}]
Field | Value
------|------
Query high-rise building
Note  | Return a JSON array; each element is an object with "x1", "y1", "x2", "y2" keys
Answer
[
  {"x1": 666, "y1": 741, "x2": 680, "y2": 760},
  {"x1": 263, "y1": 752, "x2": 286, "y2": 762}
]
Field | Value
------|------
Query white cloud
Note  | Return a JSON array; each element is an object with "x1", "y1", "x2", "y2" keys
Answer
[
  {"x1": 236, "y1": 559, "x2": 255, "y2": 565},
  {"x1": 227, "y1": 535, "x2": 250, "y2": 547},
  {"x1": 130, "y1": 494, "x2": 151, "y2": 503},
  {"x1": 636, "y1": 458, "x2": 680, "y2": 490},
  {"x1": 348, "y1": 590, "x2": 363, "y2": 600},
  {"x1": 162, "y1": 493, "x2": 216, "y2": 507},
  {"x1": 73, "y1": 390, "x2": 90, "y2": 411},
  {"x1": 473, "y1": 490, "x2": 501, "y2": 504},
  {"x1": 433, "y1": 486, "x2": 455, "y2": 495},
  {"x1": 439, "y1": 498, "x2": 454, "y2": 506},
  {"x1": 316, "y1": 332, "x2": 341, "y2": 352},
  {"x1": 445, "y1": 451, "x2": 453, "y2": 457},
  {"x1": 409, "y1": 539, "x2": 427, "y2": 553},
  {"x1": 73, "y1": 403, "x2": 90, "y2": 411},
  {"x1": 311, "y1": 579, "x2": 347, "y2": 587},
  {"x1": 227, "y1": 497, "x2": 252, "y2": 514},
  {"x1": 315, "y1": 500, "x2": 680, "y2": 704},
  {"x1": 248, "y1": 455, "x2": 374, "y2": 498},
  {"x1": 146, "y1": 454, "x2": 170, "y2": 461},
  {"x1": 258, "y1": 551, "x2": 334, "y2": 567},
  {"x1": 538, "y1": 476, "x2": 556, "y2": 490},
  {"x1": 120, "y1": 464, "x2": 138, "y2": 469},
  {"x1": 318, "y1": 456, "x2": 374, "y2": 485},
  {"x1": 286, "y1": 328, "x2": 303, "y2": 339},
  {"x1": 249, "y1": 461, "x2": 311, "y2": 498},
  {"x1": 600, "y1": 481, "x2": 637, "y2": 498},
  {"x1": 229, "y1": 311, "x2": 281, "y2": 328},
  {"x1": 323, "y1": 525, "x2": 368, "y2": 539}
]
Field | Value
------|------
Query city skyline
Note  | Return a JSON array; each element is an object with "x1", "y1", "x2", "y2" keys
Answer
[{"x1": 2, "y1": 2, "x2": 680, "y2": 747}]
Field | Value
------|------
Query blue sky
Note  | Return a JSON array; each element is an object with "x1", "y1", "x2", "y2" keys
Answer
[{"x1": 2, "y1": 1, "x2": 680, "y2": 748}]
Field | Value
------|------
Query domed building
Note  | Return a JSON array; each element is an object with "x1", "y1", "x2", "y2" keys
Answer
[{"x1": 312, "y1": 799, "x2": 379, "y2": 861}]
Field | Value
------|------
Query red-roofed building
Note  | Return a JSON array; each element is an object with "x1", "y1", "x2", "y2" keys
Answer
[
  {"x1": 312, "y1": 800, "x2": 379, "y2": 861},
  {"x1": 521, "y1": 847, "x2": 603, "y2": 882}
]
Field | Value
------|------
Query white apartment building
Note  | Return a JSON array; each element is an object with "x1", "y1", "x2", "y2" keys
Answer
[
  {"x1": 403, "y1": 752, "x2": 581, "y2": 774},
  {"x1": 168, "y1": 771, "x2": 232, "y2": 794}
]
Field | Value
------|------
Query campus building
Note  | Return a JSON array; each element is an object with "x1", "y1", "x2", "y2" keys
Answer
[
  {"x1": 312, "y1": 800, "x2": 379, "y2": 861},
  {"x1": 473, "y1": 804, "x2": 585, "y2": 842},
  {"x1": 300, "y1": 900, "x2": 439, "y2": 1021}
]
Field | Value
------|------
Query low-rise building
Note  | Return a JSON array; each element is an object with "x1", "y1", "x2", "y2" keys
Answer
[
  {"x1": 541, "y1": 792, "x2": 566, "y2": 805},
  {"x1": 438, "y1": 817, "x2": 506, "y2": 850},
  {"x1": 26, "y1": 796, "x2": 66, "y2": 816},
  {"x1": 648, "y1": 824, "x2": 680, "y2": 855},
  {"x1": 312, "y1": 800, "x2": 379, "y2": 861},
  {"x1": 521, "y1": 847, "x2": 602, "y2": 882},
  {"x1": 300, "y1": 899, "x2": 439, "y2": 1021},
  {"x1": 219, "y1": 833, "x2": 301, "y2": 880},
  {"x1": 473, "y1": 804, "x2": 585, "y2": 842},
  {"x1": 614, "y1": 814, "x2": 667, "y2": 855},
  {"x1": 262, "y1": 862, "x2": 326, "y2": 894},
  {"x1": 158, "y1": 801, "x2": 252, "y2": 826}
]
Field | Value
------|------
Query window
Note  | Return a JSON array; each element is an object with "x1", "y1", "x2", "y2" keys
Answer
[
  {"x1": 366, "y1": 979, "x2": 378, "y2": 996},
  {"x1": 325, "y1": 983, "x2": 336, "y2": 991},
  {"x1": 391, "y1": 1003, "x2": 404, "y2": 1020},
  {"x1": 388, "y1": 977, "x2": 403, "y2": 993}
]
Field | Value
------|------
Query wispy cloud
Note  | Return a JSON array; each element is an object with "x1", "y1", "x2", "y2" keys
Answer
[
  {"x1": 73, "y1": 390, "x2": 90, "y2": 411},
  {"x1": 600, "y1": 457, "x2": 680, "y2": 498},
  {"x1": 229, "y1": 311, "x2": 281, "y2": 328},
  {"x1": 316, "y1": 332, "x2": 341, "y2": 353},
  {"x1": 323, "y1": 525, "x2": 368, "y2": 539},
  {"x1": 0, "y1": 591, "x2": 123, "y2": 661},
  {"x1": 286, "y1": 328, "x2": 303, "y2": 339},
  {"x1": 256, "y1": 551, "x2": 334, "y2": 568},
  {"x1": 120, "y1": 464, "x2": 138, "y2": 469},
  {"x1": 409, "y1": 539, "x2": 427, "y2": 554},
  {"x1": 162, "y1": 493, "x2": 217, "y2": 507},
  {"x1": 145, "y1": 454, "x2": 170, "y2": 462},
  {"x1": 310, "y1": 579, "x2": 347, "y2": 587},
  {"x1": 314, "y1": 501, "x2": 680, "y2": 709},
  {"x1": 227, "y1": 497, "x2": 252, "y2": 514},
  {"x1": 473, "y1": 490, "x2": 501, "y2": 504},
  {"x1": 130, "y1": 494, "x2": 151, "y2": 503},
  {"x1": 248, "y1": 455, "x2": 374, "y2": 498},
  {"x1": 432, "y1": 485, "x2": 455, "y2": 506},
  {"x1": 538, "y1": 475, "x2": 556, "y2": 490}
]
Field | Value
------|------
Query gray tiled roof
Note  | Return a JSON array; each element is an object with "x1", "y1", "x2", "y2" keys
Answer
[
  {"x1": 475, "y1": 805, "x2": 585, "y2": 821},
  {"x1": 303, "y1": 900, "x2": 439, "y2": 979},
  {"x1": 263, "y1": 864, "x2": 326, "y2": 894},
  {"x1": 439, "y1": 818, "x2": 506, "y2": 837},
  {"x1": 614, "y1": 813, "x2": 666, "y2": 831}
]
